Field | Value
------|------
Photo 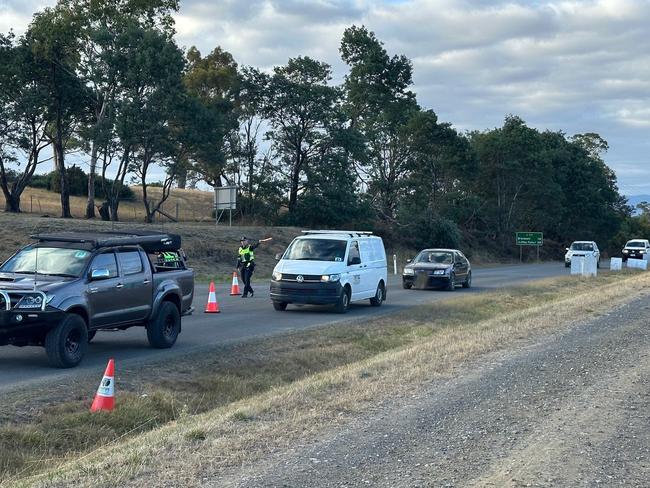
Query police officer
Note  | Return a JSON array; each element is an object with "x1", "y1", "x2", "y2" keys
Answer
[{"x1": 237, "y1": 236, "x2": 272, "y2": 297}]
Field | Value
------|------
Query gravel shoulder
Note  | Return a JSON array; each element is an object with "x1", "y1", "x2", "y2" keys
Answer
[{"x1": 228, "y1": 294, "x2": 650, "y2": 487}]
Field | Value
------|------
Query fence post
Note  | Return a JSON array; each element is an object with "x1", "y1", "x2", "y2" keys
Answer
[{"x1": 393, "y1": 254, "x2": 397, "y2": 275}]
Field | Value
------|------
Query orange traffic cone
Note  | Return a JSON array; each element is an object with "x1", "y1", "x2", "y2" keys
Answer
[
  {"x1": 205, "y1": 281, "x2": 221, "y2": 313},
  {"x1": 230, "y1": 271, "x2": 241, "y2": 296},
  {"x1": 90, "y1": 359, "x2": 115, "y2": 412}
]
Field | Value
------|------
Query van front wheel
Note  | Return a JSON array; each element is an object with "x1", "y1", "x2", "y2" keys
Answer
[
  {"x1": 335, "y1": 287, "x2": 350, "y2": 314},
  {"x1": 370, "y1": 282, "x2": 385, "y2": 306}
]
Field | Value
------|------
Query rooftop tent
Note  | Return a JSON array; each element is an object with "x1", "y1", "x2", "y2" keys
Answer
[{"x1": 30, "y1": 231, "x2": 182, "y2": 253}]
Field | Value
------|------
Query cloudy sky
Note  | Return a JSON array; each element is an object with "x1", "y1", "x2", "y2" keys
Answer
[{"x1": 1, "y1": 0, "x2": 649, "y2": 196}]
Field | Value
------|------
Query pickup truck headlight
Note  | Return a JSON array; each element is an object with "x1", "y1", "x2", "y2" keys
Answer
[
  {"x1": 321, "y1": 274, "x2": 341, "y2": 283},
  {"x1": 433, "y1": 269, "x2": 446, "y2": 275},
  {"x1": 623, "y1": 250, "x2": 629, "y2": 253},
  {"x1": 640, "y1": 250, "x2": 645, "y2": 254},
  {"x1": 272, "y1": 272, "x2": 282, "y2": 281},
  {"x1": 15, "y1": 294, "x2": 44, "y2": 310},
  {"x1": 403, "y1": 268, "x2": 414, "y2": 276}
]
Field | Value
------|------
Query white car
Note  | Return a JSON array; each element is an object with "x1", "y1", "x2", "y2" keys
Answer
[
  {"x1": 565, "y1": 241, "x2": 600, "y2": 268},
  {"x1": 270, "y1": 231, "x2": 387, "y2": 313},
  {"x1": 622, "y1": 239, "x2": 650, "y2": 262}
]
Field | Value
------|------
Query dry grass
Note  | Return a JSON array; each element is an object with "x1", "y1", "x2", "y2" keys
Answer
[
  {"x1": 18, "y1": 187, "x2": 215, "y2": 223},
  {"x1": 4, "y1": 270, "x2": 649, "y2": 487},
  {"x1": 0, "y1": 212, "x2": 299, "y2": 281}
]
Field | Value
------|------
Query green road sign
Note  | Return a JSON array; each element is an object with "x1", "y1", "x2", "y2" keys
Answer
[{"x1": 516, "y1": 232, "x2": 543, "y2": 246}]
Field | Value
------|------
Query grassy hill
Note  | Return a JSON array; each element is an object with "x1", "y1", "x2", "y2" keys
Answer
[{"x1": 17, "y1": 186, "x2": 216, "y2": 222}]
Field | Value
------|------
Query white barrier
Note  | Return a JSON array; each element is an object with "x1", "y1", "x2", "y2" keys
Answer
[
  {"x1": 610, "y1": 257, "x2": 623, "y2": 271},
  {"x1": 627, "y1": 258, "x2": 648, "y2": 270},
  {"x1": 584, "y1": 254, "x2": 597, "y2": 277},
  {"x1": 571, "y1": 256, "x2": 585, "y2": 275},
  {"x1": 571, "y1": 255, "x2": 597, "y2": 276}
]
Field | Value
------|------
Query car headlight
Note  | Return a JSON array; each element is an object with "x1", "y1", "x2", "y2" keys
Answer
[
  {"x1": 321, "y1": 274, "x2": 341, "y2": 283},
  {"x1": 433, "y1": 269, "x2": 446, "y2": 275},
  {"x1": 640, "y1": 250, "x2": 645, "y2": 254},
  {"x1": 16, "y1": 294, "x2": 44, "y2": 310},
  {"x1": 272, "y1": 272, "x2": 282, "y2": 281},
  {"x1": 623, "y1": 250, "x2": 629, "y2": 253},
  {"x1": 403, "y1": 268, "x2": 414, "y2": 276}
]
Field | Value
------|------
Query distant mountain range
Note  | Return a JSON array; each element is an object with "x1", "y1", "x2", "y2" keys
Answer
[{"x1": 627, "y1": 195, "x2": 650, "y2": 214}]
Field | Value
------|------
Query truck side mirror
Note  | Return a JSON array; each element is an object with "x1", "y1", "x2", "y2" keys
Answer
[
  {"x1": 275, "y1": 253, "x2": 282, "y2": 261},
  {"x1": 406, "y1": 258, "x2": 412, "y2": 263},
  {"x1": 90, "y1": 268, "x2": 111, "y2": 281}
]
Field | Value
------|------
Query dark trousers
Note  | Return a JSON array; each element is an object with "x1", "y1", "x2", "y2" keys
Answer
[{"x1": 241, "y1": 265, "x2": 254, "y2": 296}]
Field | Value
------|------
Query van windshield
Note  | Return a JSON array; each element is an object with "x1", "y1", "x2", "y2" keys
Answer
[
  {"x1": 284, "y1": 239, "x2": 347, "y2": 262},
  {"x1": 0, "y1": 246, "x2": 91, "y2": 277}
]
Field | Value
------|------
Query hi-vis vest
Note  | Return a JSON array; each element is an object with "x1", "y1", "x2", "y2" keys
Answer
[{"x1": 239, "y1": 246, "x2": 255, "y2": 266}]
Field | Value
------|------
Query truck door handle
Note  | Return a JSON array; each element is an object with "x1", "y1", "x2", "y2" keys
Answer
[
  {"x1": 115, "y1": 283, "x2": 124, "y2": 289},
  {"x1": 143, "y1": 279, "x2": 151, "y2": 284},
  {"x1": 89, "y1": 287, "x2": 98, "y2": 294}
]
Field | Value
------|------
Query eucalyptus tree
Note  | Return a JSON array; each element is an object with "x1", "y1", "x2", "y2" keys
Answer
[
  {"x1": 66, "y1": 0, "x2": 179, "y2": 218},
  {"x1": 263, "y1": 56, "x2": 341, "y2": 212},
  {"x1": 340, "y1": 25, "x2": 419, "y2": 223},
  {"x1": 24, "y1": 4, "x2": 90, "y2": 218},
  {"x1": 0, "y1": 34, "x2": 52, "y2": 212}
]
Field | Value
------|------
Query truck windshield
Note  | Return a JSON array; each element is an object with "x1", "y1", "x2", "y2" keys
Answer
[
  {"x1": 626, "y1": 241, "x2": 646, "y2": 248},
  {"x1": 0, "y1": 246, "x2": 91, "y2": 277},
  {"x1": 570, "y1": 243, "x2": 594, "y2": 251},
  {"x1": 284, "y1": 239, "x2": 347, "y2": 262}
]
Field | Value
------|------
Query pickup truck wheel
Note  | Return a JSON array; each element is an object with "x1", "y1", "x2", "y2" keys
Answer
[
  {"x1": 370, "y1": 282, "x2": 385, "y2": 306},
  {"x1": 147, "y1": 301, "x2": 180, "y2": 349},
  {"x1": 334, "y1": 287, "x2": 350, "y2": 314},
  {"x1": 402, "y1": 282, "x2": 412, "y2": 290},
  {"x1": 44, "y1": 314, "x2": 88, "y2": 368},
  {"x1": 272, "y1": 301, "x2": 288, "y2": 311}
]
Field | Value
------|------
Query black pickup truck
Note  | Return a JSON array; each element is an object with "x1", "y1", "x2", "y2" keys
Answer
[{"x1": 0, "y1": 231, "x2": 194, "y2": 367}]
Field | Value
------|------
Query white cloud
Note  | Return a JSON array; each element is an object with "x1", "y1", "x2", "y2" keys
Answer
[{"x1": 2, "y1": 0, "x2": 649, "y2": 193}]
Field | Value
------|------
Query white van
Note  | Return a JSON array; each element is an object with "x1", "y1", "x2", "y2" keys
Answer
[{"x1": 270, "y1": 231, "x2": 387, "y2": 313}]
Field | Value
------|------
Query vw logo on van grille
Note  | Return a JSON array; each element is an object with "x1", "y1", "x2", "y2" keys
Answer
[{"x1": 296, "y1": 275, "x2": 304, "y2": 283}]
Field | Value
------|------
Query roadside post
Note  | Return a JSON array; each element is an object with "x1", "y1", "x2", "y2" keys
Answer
[
  {"x1": 515, "y1": 232, "x2": 543, "y2": 263},
  {"x1": 393, "y1": 254, "x2": 397, "y2": 275},
  {"x1": 610, "y1": 257, "x2": 623, "y2": 271}
]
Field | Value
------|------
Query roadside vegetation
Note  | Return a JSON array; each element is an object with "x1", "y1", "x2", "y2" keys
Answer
[{"x1": 2, "y1": 270, "x2": 648, "y2": 486}]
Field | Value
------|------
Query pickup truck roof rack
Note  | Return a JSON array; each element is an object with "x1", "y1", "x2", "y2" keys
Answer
[
  {"x1": 30, "y1": 231, "x2": 182, "y2": 253},
  {"x1": 301, "y1": 230, "x2": 374, "y2": 238}
]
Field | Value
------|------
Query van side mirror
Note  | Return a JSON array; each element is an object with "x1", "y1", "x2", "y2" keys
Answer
[
  {"x1": 90, "y1": 268, "x2": 110, "y2": 281},
  {"x1": 274, "y1": 252, "x2": 282, "y2": 260},
  {"x1": 349, "y1": 256, "x2": 361, "y2": 265}
]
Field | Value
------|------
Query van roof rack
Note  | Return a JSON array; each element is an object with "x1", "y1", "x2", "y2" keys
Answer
[{"x1": 301, "y1": 230, "x2": 374, "y2": 238}]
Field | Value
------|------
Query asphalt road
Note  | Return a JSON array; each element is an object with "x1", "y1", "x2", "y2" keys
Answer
[{"x1": 0, "y1": 262, "x2": 566, "y2": 391}]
